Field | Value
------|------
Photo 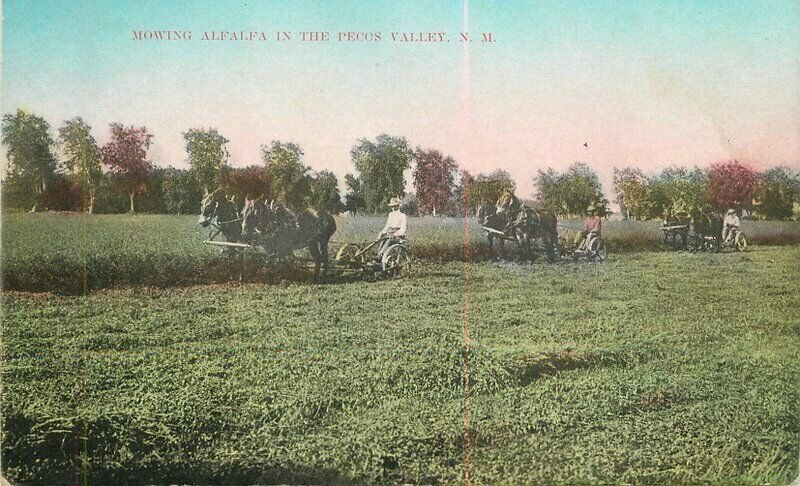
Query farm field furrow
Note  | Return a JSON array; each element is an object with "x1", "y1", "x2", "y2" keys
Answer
[{"x1": 2, "y1": 245, "x2": 799, "y2": 484}]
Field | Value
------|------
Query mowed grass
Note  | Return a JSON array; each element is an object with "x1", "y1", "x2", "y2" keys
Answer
[
  {"x1": 2, "y1": 246, "x2": 798, "y2": 484},
  {"x1": 3, "y1": 212, "x2": 800, "y2": 293}
]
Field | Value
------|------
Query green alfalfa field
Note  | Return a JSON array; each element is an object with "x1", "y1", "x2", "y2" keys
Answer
[
  {"x1": 2, "y1": 212, "x2": 800, "y2": 293},
  {"x1": 2, "y1": 214, "x2": 800, "y2": 483}
]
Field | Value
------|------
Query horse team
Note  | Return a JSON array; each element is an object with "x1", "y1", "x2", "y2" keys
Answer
[
  {"x1": 477, "y1": 191, "x2": 560, "y2": 262},
  {"x1": 199, "y1": 187, "x2": 573, "y2": 280},
  {"x1": 661, "y1": 208, "x2": 725, "y2": 252},
  {"x1": 199, "y1": 189, "x2": 336, "y2": 278}
]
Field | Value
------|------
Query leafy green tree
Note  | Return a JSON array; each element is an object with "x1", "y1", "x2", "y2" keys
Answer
[
  {"x1": 532, "y1": 168, "x2": 562, "y2": 213},
  {"x1": 1, "y1": 109, "x2": 59, "y2": 212},
  {"x1": 41, "y1": 173, "x2": 80, "y2": 211},
  {"x1": 93, "y1": 172, "x2": 131, "y2": 213},
  {"x1": 0, "y1": 174, "x2": 35, "y2": 211},
  {"x1": 261, "y1": 141, "x2": 311, "y2": 209},
  {"x1": 183, "y1": 128, "x2": 230, "y2": 192},
  {"x1": 453, "y1": 169, "x2": 516, "y2": 214},
  {"x1": 755, "y1": 166, "x2": 799, "y2": 220},
  {"x1": 402, "y1": 192, "x2": 420, "y2": 216},
  {"x1": 534, "y1": 163, "x2": 605, "y2": 216},
  {"x1": 412, "y1": 148, "x2": 458, "y2": 215},
  {"x1": 58, "y1": 117, "x2": 102, "y2": 213},
  {"x1": 136, "y1": 167, "x2": 168, "y2": 214},
  {"x1": 350, "y1": 134, "x2": 412, "y2": 212},
  {"x1": 561, "y1": 163, "x2": 604, "y2": 215},
  {"x1": 613, "y1": 167, "x2": 652, "y2": 220},
  {"x1": 100, "y1": 123, "x2": 153, "y2": 213},
  {"x1": 310, "y1": 170, "x2": 343, "y2": 213},
  {"x1": 162, "y1": 167, "x2": 203, "y2": 214},
  {"x1": 473, "y1": 170, "x2": 516, "y2": 207},
  {"x1": 452, "y1": 169, "x2": 474, "y2": 215},
  {"x1": 343, "y1": 173, "x2": 365, "y2": 214},
  {"x1": 648, "y1": 166, "x2": 709, "y2": 218}
]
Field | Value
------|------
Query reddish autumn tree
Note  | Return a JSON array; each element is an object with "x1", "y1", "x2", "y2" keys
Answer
[
  {"x1": 101, "y1": 123, "x2": 154, "y2": 213},
  {"x1": 223, "y1": 165, "x2": 271, "y2": 204},
  {"x1": 706, "y1": 160, "x2": 760, "y2": 212},
  {"x1": 412, "y1": 148, "x2": 458, "y2": 215}
]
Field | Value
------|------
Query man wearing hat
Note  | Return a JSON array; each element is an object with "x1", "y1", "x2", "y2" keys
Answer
[
  {"x1": 574, "y1": 203, "x2": 602, "y2": 250},
  {"x1": 378, "y1": 196, "x2": 407, "y2": 257},
  {"x1": 722, "y1": 208, "x2": 740, "y2": 243}
]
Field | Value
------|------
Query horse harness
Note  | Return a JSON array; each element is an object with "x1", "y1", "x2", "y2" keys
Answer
[{"x1": 207, "y1": 201, "x2": 243, "y2": 240}]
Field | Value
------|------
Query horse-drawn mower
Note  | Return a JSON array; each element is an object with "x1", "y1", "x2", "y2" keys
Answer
[
  {"x1": 332, "y1": 236, "x2": 413, "y2": 278},
  {"x1": 660, "y1": 219, "x2": 747, "y2": 252},
  {"x1": 203, "y1": 235, "x2": 413, "y2": 281},
  {"x1": 479, "y1": 214, "x2": 607, "y2": 263},
  {"x1": 199, "y1": 190, "x2": 415, "y2": 282}
]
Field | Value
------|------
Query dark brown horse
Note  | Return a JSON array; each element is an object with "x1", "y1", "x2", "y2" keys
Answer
[
  {"x1": 513, "y1": 206, "x2": 559, "y2": 262},
  {"x1": 661, "y1": 209, "x2": 692, "y2": 250},
  {"x1": 498, "y1": 189, "x2": 559, "y2": 260},
  {"x1": 690, "y1": 207, "x2": 723, "y2": 251},
  {"x1": 481, "y1": 189, "x2": 559, "y2": 261},
  {"x1": 241, "y1": 198, "x2": 337, "y2": 278},
  {"x1": 198, "y1": 189, "x2": 243, "y2": 243},
  {"x1": 477, "y1": 205, "x2": 512, "y2": 259}
]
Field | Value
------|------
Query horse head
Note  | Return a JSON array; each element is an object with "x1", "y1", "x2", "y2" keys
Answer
[
  {"x1": 242, "y1": 196, "x2": 277, "y2": 238},
  {"x1": 199, "y1": 188, "x2": 224, "y2": 227},
  {"x1": 495, "y1": 190, "x2": 520, "y2": 215},
  {"x1": 199, "y1": 189, "x2": 243, "y2": 241}
]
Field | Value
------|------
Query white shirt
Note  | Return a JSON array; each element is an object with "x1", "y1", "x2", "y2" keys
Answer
[
  {"x1": 381, "y1": 209, "x2": 407, "y2": 237},
  {"x1": 724, "y1": 214, "x2": 740, "y2": 227}
]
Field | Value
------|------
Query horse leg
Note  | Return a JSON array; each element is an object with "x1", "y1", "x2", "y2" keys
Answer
[
  {"x1": 515, "y1": 233, "x2": 527, "y2": 263},
  {"x1": 546, "y1": 234, "x2": 557, "y2": 262},
  {"x1": 523, "y1": 233, "x2": 532, "y2": 262},
  {"x1": 319, "y1": 239, "x2": 330, "y2": 277},
  {"x1": 308, "y1": 243, "x2": 321, "y2": 280}
]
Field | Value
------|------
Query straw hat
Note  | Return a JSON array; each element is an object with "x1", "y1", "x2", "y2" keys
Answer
[{"x1": 388, "y1": 197, "x2": 402, "y2": 207}]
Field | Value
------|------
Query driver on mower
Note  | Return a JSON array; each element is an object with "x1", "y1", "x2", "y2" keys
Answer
[
  {"x1": 722, "y1": 208, "x2": 740, "y2": 243},
  {"x1": 575, "y1": 204, "x2": 602, "y2": 251},
  {"x1": 377, "y1": 197, "x2": 407, "y2": 258}
]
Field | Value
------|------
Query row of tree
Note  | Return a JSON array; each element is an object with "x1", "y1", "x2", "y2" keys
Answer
[
  {"x1": 613, "y1": 163, "x2": 800, "y2": 220},
  {"x1": 2, "y1": 109, "x2": 799, "y2": 219},
  {"x1": 0, "y1": 110, "x2": 349, "y2": 214},
  {"x1": 1, "y1": 110, "x2": 465, "y2": 216}
]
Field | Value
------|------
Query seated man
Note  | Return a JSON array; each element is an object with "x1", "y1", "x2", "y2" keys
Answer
[
  {"x1": 574, "y1": 204, "x2": 602, "y2": 250},
  {"x1": 377, "y1": 197, "x2": 407, "y2": 257},
  {"x1": 722, "y1": 208, "x2": 740, "y2": 242}
]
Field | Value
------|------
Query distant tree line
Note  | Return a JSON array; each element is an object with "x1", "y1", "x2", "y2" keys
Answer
[
  {"x1": 613, "y1": 162, "x2": 800, "y2": 220},
  {"x1": 2, "y1": 108, "x2": 799, "y2": 219},
  {"x1": 1, "y1": 110, "x2": 348, "y2": 214},
  {"x1": 533, "y1": 163, "x2": 610, "y2": 217}
]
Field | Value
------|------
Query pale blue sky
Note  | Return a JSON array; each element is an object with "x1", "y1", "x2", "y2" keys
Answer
[{"x1": 3, "y1": 0, "x2": 799, "y2": 196}]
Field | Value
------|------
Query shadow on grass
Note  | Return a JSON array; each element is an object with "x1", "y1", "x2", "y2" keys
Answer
[{"x1": 503, "y1": 347, "x2": 665, "y2": 386}]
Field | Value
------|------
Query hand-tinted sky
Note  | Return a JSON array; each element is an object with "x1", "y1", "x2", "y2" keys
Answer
[{"x1": 3, "y1": 0, "x2": 799, "y2": 197}]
